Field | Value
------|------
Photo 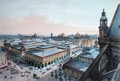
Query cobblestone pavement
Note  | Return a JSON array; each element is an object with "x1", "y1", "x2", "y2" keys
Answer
[{"x1": 0, "y1": 66, "x2": 77, "y2": 81}]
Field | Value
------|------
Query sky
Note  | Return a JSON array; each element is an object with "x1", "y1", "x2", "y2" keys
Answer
[{"x1": 0, "y1": 0, "x2": 119, "y2": 36}]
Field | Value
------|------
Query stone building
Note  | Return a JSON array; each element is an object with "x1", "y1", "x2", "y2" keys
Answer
[
  {"x1": 70, "y1": 38, "x2": 97, "y2": 47},
  {"x1": 63, "y1": 47, "x2": 99, "y2": 80},
  {"x1": 79, "y1": 4, "x2": 120, "y2": 81},
  {"x1": 79, "y1": 47, "x2": 99, "y2": 64},
  {"x1": 4, "y1": 38, "x2": 80, "y2": 68},
  {"x1": 51, "y1": 35, "x2": 98, "y2": 47},
  {"x1": 24, "y1": 45, "x2": 66, "y2": 68},
  {"x1": 0, "y1": 47, "x2": 8, "y2": 69}
]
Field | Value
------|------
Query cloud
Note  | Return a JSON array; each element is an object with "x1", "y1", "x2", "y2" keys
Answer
[
  {"x1": 0, "y1": 0, "x2": 118, "y2": 34},
  {"x1": 0, "y1": 15, "x2": 98, "y2": 35},
  {"x1": 0, "y1": 0, "x2": 117, "y2": 27}
]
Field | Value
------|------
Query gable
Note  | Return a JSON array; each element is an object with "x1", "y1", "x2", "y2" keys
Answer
[{"x1": 109, "y1": 4, "x2": 120, "y2": 39}]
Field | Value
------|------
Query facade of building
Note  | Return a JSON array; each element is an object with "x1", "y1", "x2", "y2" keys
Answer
[
  {"x1": 63, "y1": 47, "x2": 99, "y2": 80},
  {"x1": 51, "y1": 35, "x2": 98, "y2": 47},
  {"x1": 70, "y1": 38, "x2": 97, "y2": 47},
  {"x1": 79, "y1": 47, "x2": 99, "y2": 64},
  {"x1": 63, "y1": 58, "x2": 89, "y2": 80},
  {"x1": 0, "y1": 47, "x2": 8, "y2": 69},
  {"x1": 24, "y1": 45, "x2": 66, "y2": 67},
  {"x1": 79, "y1": 4, "x2": 120, "y2": 81},
  {"x1": 4, "y1": 38, "x2": 79, "y2": 68}
]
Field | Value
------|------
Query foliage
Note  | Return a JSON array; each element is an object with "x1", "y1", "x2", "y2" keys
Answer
[
  {"x1": 33, "y1": 73, "x2": 37, "y2": 78},
  {"x1": 59, "y1": 76, "x2": 63, "y2": 81},
  {"x1": 55, "y1": 73, "x2": 58, "y2": 79},
  {"x1": 51, "y1": 72, "x2": 54, "y2": 77}
]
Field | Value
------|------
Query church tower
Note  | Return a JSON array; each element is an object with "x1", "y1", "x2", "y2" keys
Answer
[
  {"x1": 98, "y1": 9, "x2": 109, "y2": 49},
  {"x1": 99, "y1": 9, "x2": 108, "y2": 38}
]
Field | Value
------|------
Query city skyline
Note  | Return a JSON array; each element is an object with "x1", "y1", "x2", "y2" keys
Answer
[{"x1": 0, "y1": 0, "x2": 119, "y2": 35}]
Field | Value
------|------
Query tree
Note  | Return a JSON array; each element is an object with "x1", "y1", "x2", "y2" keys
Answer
[
  {"x1": 45, "y1": 63, "x2": 47, "y2": 66},
  {"x1": 55, "y1": 70, "x2": 57, "y2": 74},
  {"x1": 55, "y1": 73, "x2": 58, "y2": 80},
  {"x1": 51, "y1": 72, "x2": 54, "y2": 77},
  {"x1": 34, "y1": 63, "x2": 37, "y2": 67},
  {"x1": 33, "y1": 73, "x2": 37, "y2": 78},
  {"x1": 59, "y1": 68, "x2": 62, "y2": 72},
  {"x1": 68, "y1": 76, "x2": 71, "y2": 81},
  {"x1": 41, "y1": 64, "x2": 44, "y2": 68},
  {"x1": 64, "y1": 74, "x2": 67, "y2": 79},
  {"x1": 31, "y1": 33, "x2": 37, "y2": 38},
  {"x1": 38, "y1": 64, "x2": 40, "y2": 68},
  {"x1": 48, "y1": 62, "x2": 51, "y2": 65},
  {"x1": 59, "y1": 72, "x2": 62, "y2": 76},
  {"x1": 59, "y1": 76, "x2": 63, "y2": 81}
]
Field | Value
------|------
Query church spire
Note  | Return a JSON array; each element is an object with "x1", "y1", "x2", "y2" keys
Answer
[
  {"x1": 99, "y1": 9, "x2": 109, "y2": 39},
  {"x1": 100, "y1": 9, "x2": 107, "y2": 26},
  {"x1": 102, "y1": 9, "x2": 106, "y2": 16}
]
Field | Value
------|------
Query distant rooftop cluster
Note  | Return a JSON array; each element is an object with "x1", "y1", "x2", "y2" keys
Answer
[
  {"x1": 5, "y1": 38, "x2": 79, "y2": 57},
  {"x1": 0, "y1": 33, "x2": 98, "y2": 40},
  {"x1": 4, "y1": 37, "x2": 81, "y2": 68}
]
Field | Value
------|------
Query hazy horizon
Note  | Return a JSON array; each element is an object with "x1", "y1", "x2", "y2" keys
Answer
[{"x1": 0, "y1": 0, "x2": 119, "y2": 35}]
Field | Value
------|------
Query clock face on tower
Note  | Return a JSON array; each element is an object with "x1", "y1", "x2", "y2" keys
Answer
[{"x1": 101, "y1": 21, "x2": 103, "y2": 25}]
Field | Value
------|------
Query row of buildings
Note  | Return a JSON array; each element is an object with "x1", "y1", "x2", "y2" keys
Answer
[
  {"x1": 4, "y1": 36, "x2": 97, "y2": 68},
  {"x1": 4, "y1": 38, "x2": 80, "y2": 68},
  {"x1": 0, "y1": 47, "x2": 8, "y2": 69},
  {"x1": 0, "y1": 37, "x2": 8, "y2": 69},
  {"x1": 51, "y1": 36, "x2": 98, "y2": 47}
]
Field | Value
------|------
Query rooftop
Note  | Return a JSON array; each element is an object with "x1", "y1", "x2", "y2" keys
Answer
[
  {"x1": 23, "y1": 43, "x2": 47, "y2": 49},
  {"x1": 12, "y1": 45, "x2": 21, "y2": 50},
  {"x1": 80, "y1": 48, "x2": 99, "y2": 59},
  {"x1": 37, "y1": 45, "x2": 56, "y2": 49},
  {"x1": 109, "y1": 4, "x2": 120, "y2": 39},
  {"x1": 26, "y1": 47, "x2": 65, "y2": 57},
  {"x1": 70, "y1": 44, "x2": 79, "y2": 49},
  {"x1": 57, "y1": 44, "x2": 78, "y2": 49},
  {"x1": 65, "y1": 57, "x2": 90, "y2": 72}
]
